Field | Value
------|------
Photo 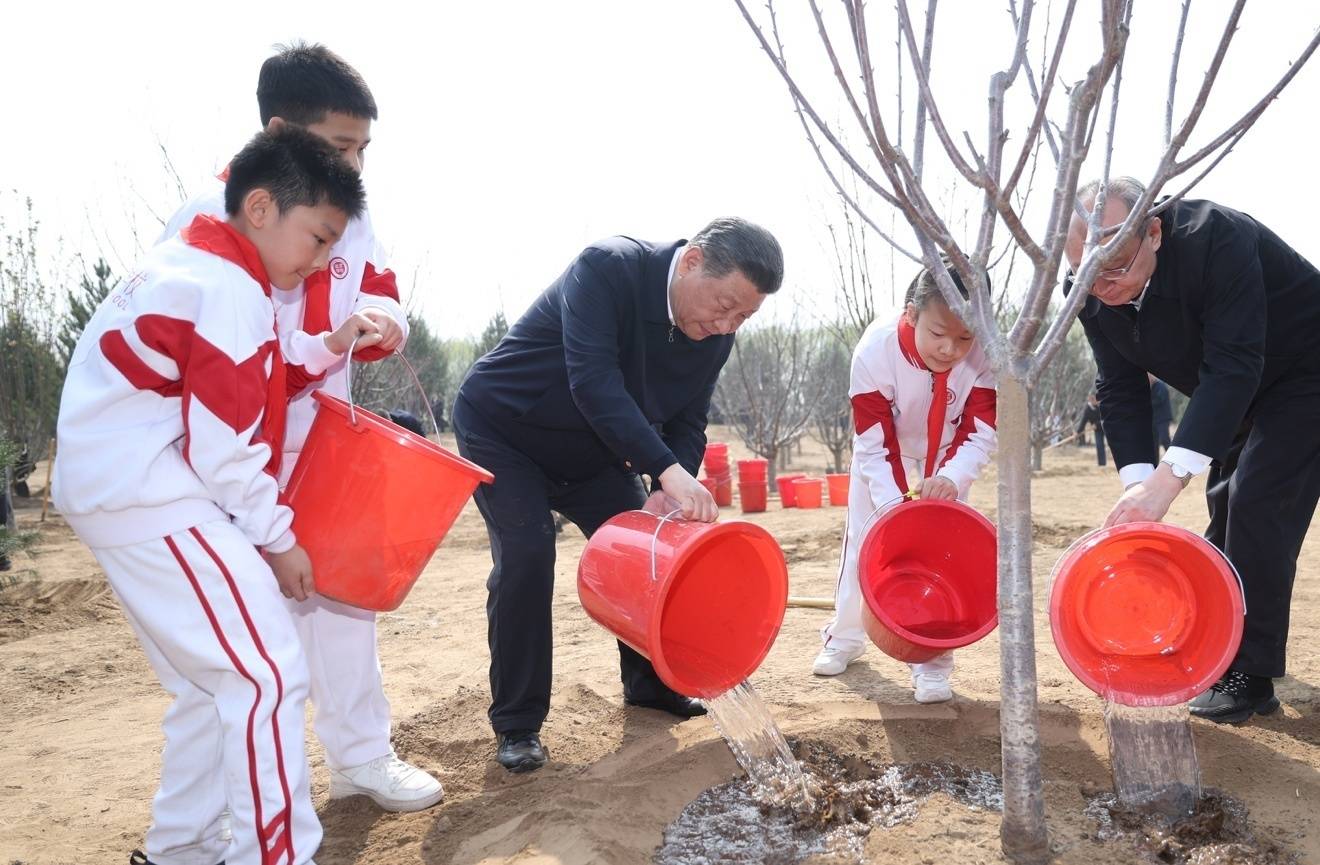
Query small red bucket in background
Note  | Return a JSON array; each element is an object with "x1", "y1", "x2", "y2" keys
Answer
[
  {"x1": 577, "y1": 512, "x2": 789, "y2": 698},
  {"x1": 737, "y1": 459, "x2": 768, "y2": 483},
  {"x1": 859, "y1": 499, "x2": 998, "y2": 663},
  {"x1": 286, "y1": 392, "x2": 493, "y2": 611},
  {"x1": 1049, "y1": 522, "x2": 1244, "y2": 706},
  {"x1": 714, "y1": 475, "x2": 733, "y2": 507},
  {"x1": 740, "y1": 482, "x2": 767, "y2": 513},
  {"x1": 826, "y1": 473, "x2": 850, "y2": 506},
  {"x1": 776, "y1": 473, "x2": 806, "y2": 507},
  {"x1": 792, "y1": 477, "x2": 824, "y2": 509}
]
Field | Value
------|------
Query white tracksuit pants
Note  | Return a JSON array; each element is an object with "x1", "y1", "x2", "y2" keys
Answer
[
  {"x1": 277, "y1": 453, "x2": 392, "y2": 771},
  {"x1": 94, "y1": 520, "x2": 320, "y2": 865},
  {"x1": 820, "y1": 465, "x2": 954, "y2": 680}
]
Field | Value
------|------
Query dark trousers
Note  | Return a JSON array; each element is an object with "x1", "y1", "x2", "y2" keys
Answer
[
  {"x1": 452, "y1": 397, "x2": 674, "y2": 735},
  {"x1": 1094, "y1": 425, "x2": 1107, "y2": 467},
  {"x1": 1204, "y1": 365, "x2": 1320, "y2": 678},
  {"x1": 1153, "y1": 422, "x2": 1172, "y2": 455}
]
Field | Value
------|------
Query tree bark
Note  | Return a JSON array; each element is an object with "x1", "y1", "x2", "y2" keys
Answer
[{"x1": 996, "y1": 376, "x2": 1049, "y2": 863}]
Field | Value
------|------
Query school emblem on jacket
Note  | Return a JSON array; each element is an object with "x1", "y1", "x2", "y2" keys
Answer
[{"x1": 329, "y1": 257, "x2": 349, "y2": 279}]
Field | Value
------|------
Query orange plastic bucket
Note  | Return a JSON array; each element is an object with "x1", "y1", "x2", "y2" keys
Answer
[
  {"x1": 826, "y1": 473, "x2": 849, "y2": 506},
  {"x1": 739, "y1": 482, "x2": 767, "y2": 513},
  {"x1": 792, "y1": 477, "x2": 824, "y2": 509},
  {"x1": 1049, "y1": 522, "x2": 1244, "y2": 706},
  {"x1": 859, "y1": 499, "x2": 998, "y2": 662},
  {"x1": 577, "y1": 511, "x2": 789, "y2": 698},
  {"x1": 776, "y1": 473, "x2": 805, "y2": 507},
  {"x1": 285, "y1": 391, "x2": 493, "y2": 611}
]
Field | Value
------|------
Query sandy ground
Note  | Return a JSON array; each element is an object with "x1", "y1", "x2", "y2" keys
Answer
[{"x1": 1, "y1": 430, "x2": 1317, "y2": 865}]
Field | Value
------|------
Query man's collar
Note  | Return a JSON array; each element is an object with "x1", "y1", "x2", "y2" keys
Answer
[{"x1": 665, "y1": 246, "x2": 684, "y2": 326}]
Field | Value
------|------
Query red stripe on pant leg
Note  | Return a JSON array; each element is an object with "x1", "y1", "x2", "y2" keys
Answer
[
  {"x1": 189, "y1": 527, "x2": 296, "y2": 865},
  {"x1": 163, "y1": 535, "x2": 267, "y2": 860}
]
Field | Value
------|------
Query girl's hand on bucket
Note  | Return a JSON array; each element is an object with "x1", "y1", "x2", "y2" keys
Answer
[
  {"x1": 658, "y1": 464, "x2": 719, "y2": 522},
  {"x1": 325, "y1": 313, "x2": 383, "y2": 356},
  {"x1": 914, "y1": 476, "x2": 958, "y2": 500},
  {"x1": 269, "y1": 544, "x2": 316, "y2": 602}
]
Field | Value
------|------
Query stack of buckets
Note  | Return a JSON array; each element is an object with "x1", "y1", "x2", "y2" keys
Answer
[
  {"x1": 737, "y1": 458, "x2": 769, "y2": 513},
  {"x1": 774, "y1": 472, "x2": 850, "y2": 509},
  {"x1": 702, "y1": 443, "x2": 733, "y2": 507}
]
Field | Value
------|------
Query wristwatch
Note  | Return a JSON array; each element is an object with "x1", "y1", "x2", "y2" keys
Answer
[{"x1": 1162, "y1": 459, "x2": 1194, "y2": 489}]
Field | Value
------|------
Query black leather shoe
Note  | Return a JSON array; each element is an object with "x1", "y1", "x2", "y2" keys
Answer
[
  {"x1": 1189, "y1": 670, "x2": 1280, "y2": 724},
  {"x1": 625, "y1": 691, "x2": 708, "y2": 719},
  {"x1": 496, "y1": 729, "x2": 548, "y2": 773}
]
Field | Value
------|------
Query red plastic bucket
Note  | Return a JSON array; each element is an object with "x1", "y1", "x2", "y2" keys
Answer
[
  {"x1": 776, "y1": 473, "x2": 806, "y2": 507},
  {"x1": 577, "y1": 511, "x2": 789, "y2": 698},
  {"x1": 826, "y1": 473, "x2": 849, "y2": 506},
  {"x1": 792, "y1": 477, "x2": 824, "y2": 509},
  {"x1": 699, "y1": 477, "x2": 718, "y2": 497},
  {"x1": 737, "y1": 459, "x2": 768, "y2": 483},
  {"x1": 859, "y1": 499, "x2": 998, "y2": 663},
  {"x1": 739, "y1": 482, "x2": 767, "y2": 513},
  {"x1": 1049, "y1": 522, "x2": 1244, "y2": 706},
  {"x1": 714, "y1": 474, "x2": 733, "y2": 507},
  {"x1": 285, "y1": 392, "x2": 493, "y2": 611}
]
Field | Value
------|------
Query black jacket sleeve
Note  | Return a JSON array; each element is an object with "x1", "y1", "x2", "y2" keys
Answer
[
  {"x1": 660, "y1": 338, "x2": 733, "y2": 479},
  {"x1": 1080, "y1": 308, "x2": 1157, "y2": 470},
  {"x1": 1173, "y1": 226, "x2": 1266, "y2": 460},
  {"x1": 560, "y1": 252, "x2": 677, "y2": 477}
]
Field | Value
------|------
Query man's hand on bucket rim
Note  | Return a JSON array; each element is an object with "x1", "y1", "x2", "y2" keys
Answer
[{"x1": 656, "y1": 465, "x2": 719, "y2": 523}]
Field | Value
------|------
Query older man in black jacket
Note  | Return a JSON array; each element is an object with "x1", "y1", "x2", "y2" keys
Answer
[
  {"x1": 1066, "y1": 177, "x2": 1320, "y2": 725},
  {"x1": 454, "y1": 218, "x2": 782, "y2": 772}
]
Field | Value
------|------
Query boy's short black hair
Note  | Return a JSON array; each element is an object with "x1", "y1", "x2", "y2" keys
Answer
[
  {"x1": 224, "y1": 127, "x2": 366, "y2": 220},
  {"x1": 257, "y1": 42, "x2": 377, "y2": 126}
]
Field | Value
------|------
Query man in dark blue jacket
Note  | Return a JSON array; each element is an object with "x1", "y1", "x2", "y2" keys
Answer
[
  {"x1": 1067, "y1": 177, "x2": 1320, "y2": 725},
  {"x1": 454, "y1": 218, "x2": 783, "y2": 772}
]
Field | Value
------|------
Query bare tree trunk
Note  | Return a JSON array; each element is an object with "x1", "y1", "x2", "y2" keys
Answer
[
  {"x1": 996, "y1": 376, "x2": 1048, "y2": 863},
  {"x1": 1030, "y1": 443, "x2": 1043, "y2": 472}
]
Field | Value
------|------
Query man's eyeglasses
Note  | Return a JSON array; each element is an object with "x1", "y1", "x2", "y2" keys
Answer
[{"x1": 1096, "y1": 235, "x2": 1146, "y2": 281}]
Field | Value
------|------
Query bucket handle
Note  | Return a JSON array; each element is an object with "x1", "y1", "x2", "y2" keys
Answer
[
  {"x1": 646, "y1": 508, "x2": 685, "y2": 584},
  {"x1": 342, "y1": 333, "x2": 441, "y2": 439}
]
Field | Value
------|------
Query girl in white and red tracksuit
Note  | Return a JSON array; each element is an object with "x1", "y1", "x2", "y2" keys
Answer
[
  {"x1": 53, "y1": 215, "x2": 319, "y2": 865},
  {"x1": 814, "y1": 263, "x2": 997, "y2": 703},
  {"x1": 161, "y1": 180, "x2": 429, "y2": 808}
]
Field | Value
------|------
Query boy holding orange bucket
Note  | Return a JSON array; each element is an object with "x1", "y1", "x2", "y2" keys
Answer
[
  {"x1": 158, "y1": 44, "x2": 444, "y2": 812},
  {"x1": 813, "y1": 258, "x2": 997, "y2": 703},
  {"x1": 53, "y1": 128, "x2": 364, "y2": 865}
]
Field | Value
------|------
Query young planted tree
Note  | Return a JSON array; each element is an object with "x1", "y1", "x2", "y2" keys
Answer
[
  {"x1": 715, "y1": 321, "x2": 827, "y2": 483},
  {"x1": 733, "y1": 1, "x2": 1318, "y2": 859}
]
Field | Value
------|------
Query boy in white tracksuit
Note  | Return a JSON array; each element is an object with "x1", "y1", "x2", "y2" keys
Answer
[
  {"x1": 159, "y1": 43, "x2": 442, "y2": 812},
  {"x1": 54, "y1": 129, "x2": 365, "y2": 865},
  {"x1": 814, "y1": 260, "x2": 997, "y2": 703}
]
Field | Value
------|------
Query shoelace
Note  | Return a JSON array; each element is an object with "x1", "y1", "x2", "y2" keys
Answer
[{"x1": 1212, "y1": 669, "x2": 1253, "y2": 697}]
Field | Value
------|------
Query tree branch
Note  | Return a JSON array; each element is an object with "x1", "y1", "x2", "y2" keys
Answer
[{"x1": 1165, "y1": 0, "x2": 1193, "y2": 149}]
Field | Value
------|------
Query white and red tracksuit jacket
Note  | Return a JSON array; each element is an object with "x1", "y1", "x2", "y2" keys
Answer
[
  {"x1": 160, "y1": 175, "x2": 408, "y2": 466},
  {"x1": 53, "y1": 215, "x2": 295, "y2": 552},
  {"x1": 850, "y1": 314, "x2": 997, "y2": 508}
]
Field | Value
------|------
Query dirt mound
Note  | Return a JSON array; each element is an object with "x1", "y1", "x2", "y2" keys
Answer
[{"x1": 0, "y1": 576, "x2": 119, "y2": 645}]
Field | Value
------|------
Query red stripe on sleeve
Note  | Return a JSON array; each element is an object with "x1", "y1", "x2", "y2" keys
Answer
[
  {"x1": 352, "y1": 262, "x2": 401, "y2": 362},
  {"x1": 939, "y1": 385, "x2": 997, "y2": 469},
  {"x1": 100, "y1": 330, "x2": 181, "y2": 395},
  {"x1": 851, "y1": 391, "x2": 908, "y2": 494},
  {"x1": 187, "y1": 336, "x2": 275, "y2": 434}
]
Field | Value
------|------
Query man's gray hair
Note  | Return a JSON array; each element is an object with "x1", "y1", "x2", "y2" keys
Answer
[
  {"x1": 1078, "y1": 175, "x2": 1148, "y2": 215},
  {"x1": 689, "y1": 217, "x2": 784, "y2": 295}
]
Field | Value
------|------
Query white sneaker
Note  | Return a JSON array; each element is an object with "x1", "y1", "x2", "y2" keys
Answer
[
  {"x1": 329, "y1": 753, "x2": 445, "y2": 812},
  {"x1": 912, "y1": 670, "x2": 954, "y2": 703},
  {"x1": 812, "y1": 644, "x2": 865, "y2": 676}
]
